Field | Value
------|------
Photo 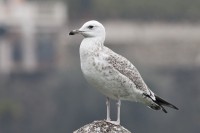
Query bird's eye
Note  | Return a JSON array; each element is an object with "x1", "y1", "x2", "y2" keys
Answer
[{"x1": 88, "y1": 25, "x2": 94, "y2": 29}]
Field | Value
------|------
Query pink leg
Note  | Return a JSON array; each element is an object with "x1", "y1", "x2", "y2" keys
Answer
[
  {"x1": 106, "y1": 97, "x2": 111, "y2": 121},
  {"x1": 116, "y1": 99, "x2": 121, "y2": 125}
]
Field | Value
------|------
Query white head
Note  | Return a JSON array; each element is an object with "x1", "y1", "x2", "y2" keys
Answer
[{"x1": 69, "y1": 20, "x2": 106, "y2": 42}]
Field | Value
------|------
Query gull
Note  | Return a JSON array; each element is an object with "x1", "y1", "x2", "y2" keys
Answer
[{"x1": 69, "y1": 20, "x2": 178, "y2": 125}]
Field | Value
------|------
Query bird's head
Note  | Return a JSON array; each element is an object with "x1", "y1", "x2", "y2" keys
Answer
[{"x1": 69, "y1": 20, "x2": 106, "y2": 41}]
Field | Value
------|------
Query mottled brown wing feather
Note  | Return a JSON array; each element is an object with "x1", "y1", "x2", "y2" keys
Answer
[{"x1": 105, "y1": 48, "x2": 149, "y2": 94}]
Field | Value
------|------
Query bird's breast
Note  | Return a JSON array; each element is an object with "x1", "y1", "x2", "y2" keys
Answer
[{"x1": 80, "y1": 55, "x2": 138, "y2": 101}]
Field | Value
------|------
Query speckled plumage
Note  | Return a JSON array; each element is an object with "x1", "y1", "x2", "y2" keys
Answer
[
  {"x1": 80, "y1": 37, "x2": 156, "y2": 106},
  {"x1": 69, "y1": 20, "x2": 178, "y2": 123}
]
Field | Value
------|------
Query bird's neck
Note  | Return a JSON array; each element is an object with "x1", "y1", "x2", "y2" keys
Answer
[
  {"x1": 81, "y1": 37, "x2": 104, "y2": 50},
  {"x1": 79, "y1": 37, "x2": 104, "y2": 60},
  {"x1": 86, "y1": 36, "x2": 105, "y2": 46}
]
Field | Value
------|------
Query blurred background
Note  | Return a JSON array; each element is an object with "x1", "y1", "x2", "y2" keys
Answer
[{"x1": 0, "y1": 0, "x2": 200, "y2": 133}]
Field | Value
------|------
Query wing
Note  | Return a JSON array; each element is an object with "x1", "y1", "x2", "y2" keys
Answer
[
  {"x1": 104, "y1": 47, "x2": 155, "y2": 98},
  {"x1": 103, "y1": 47, "x2": 178, "y2": 113}
]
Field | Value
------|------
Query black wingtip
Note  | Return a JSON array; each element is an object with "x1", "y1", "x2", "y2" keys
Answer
[
  {"x1": 161, "y1": 106, "x2": 168, "y2": 113},
  {"x1": 170, "y1": 104, "x2": 179, "y2": 110},
  {"x1": 155, "y1": 95, "x2": 179, "y2": 111}
]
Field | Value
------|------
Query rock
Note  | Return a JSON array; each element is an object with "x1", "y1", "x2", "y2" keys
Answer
[{"x1": 73, "y1": 120, "x2": 132, "y2": 133}]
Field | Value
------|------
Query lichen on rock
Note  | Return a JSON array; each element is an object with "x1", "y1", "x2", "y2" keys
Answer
[{"x1": 73, "y1": 120, "x2": 131, "y2": 133}]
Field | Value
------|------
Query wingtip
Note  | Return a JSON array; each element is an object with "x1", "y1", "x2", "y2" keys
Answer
[
  {"x1": 155, "y1": 95, "x2": 179, "y2": 111},
  {"x1": 161, "y1": 106, "x2": 168, "y2": 113},
  {"x1": 171, "y1": 105, "x2": 179, "y2": 110}
]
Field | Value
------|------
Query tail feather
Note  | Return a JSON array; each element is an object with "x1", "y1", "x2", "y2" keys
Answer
[{"x1": 155, "y1": 95, "x2": 179, "y2": 113}]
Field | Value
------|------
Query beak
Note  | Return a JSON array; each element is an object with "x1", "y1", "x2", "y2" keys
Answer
[{"x1": 69, "y1": 29, "x2": 81, "y2": 35}]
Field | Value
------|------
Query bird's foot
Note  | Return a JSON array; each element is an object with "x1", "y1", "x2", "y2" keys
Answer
[{"x1": 105, "y1": 120, "x2": 120, "y2": 125}]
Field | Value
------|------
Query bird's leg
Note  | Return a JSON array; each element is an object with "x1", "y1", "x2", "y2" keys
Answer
[
  {"x1": 105, "y1": 98, "x2": 121, "y2": 125},
  {"x1": 116, "y1": 99, "x2": 121, "y2": 125},
  {"x1": 106, "y1": 97, "x2": 111, "y2": 121}
]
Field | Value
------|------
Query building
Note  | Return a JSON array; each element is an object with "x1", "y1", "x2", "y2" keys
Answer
[{"x1": 0, "y1": 0, "x2": 67, "y2": 75}]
